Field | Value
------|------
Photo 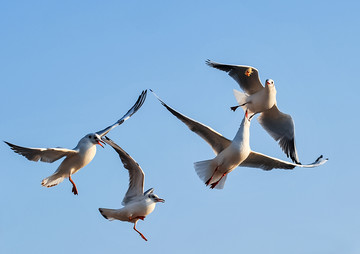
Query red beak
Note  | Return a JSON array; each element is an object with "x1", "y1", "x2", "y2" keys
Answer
[{"x1": 97, "y1": 139, "x2": 105, "y2": 148}]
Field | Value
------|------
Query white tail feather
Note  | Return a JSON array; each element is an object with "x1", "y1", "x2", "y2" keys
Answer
[
  {"x1": 98, "y1": 208, "x2": 118, "y2": 221},
  {"x1": 233, "y1": 89, "x2": 248, "y2": 111},
  {"x1": 41, "y1": 174, "x2": 65, "y2": 188},
  {"x1": 194, "y1": 160, "x2": 214, "y2": 183},
  {"x1": 213, "y1": 174, "x2": 228, "y2": 189}
]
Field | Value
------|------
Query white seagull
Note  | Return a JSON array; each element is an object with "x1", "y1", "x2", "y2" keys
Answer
[
  {"x1": 206, "y1": 59, "x2": 301, "y2": 164},
  {"x1": 4, "y1": 90, "x2": 147, "y2": 195},
  {"x1": 99, "y1": 136, "x2": 164, "y2": 241},
  {"x1": 151, "y1": 90, "x2": 327, "y2": 189}
]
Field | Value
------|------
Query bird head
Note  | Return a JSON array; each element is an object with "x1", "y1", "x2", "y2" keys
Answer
[
  {"x1": 265, "y1": 79, "x2": 274, "y2": 86},
  {"x1": 145, "y1": 188, "x2": 165, "y2": 203},
  {"x1": 85, "y1": 133, "x2": 105, "y2": 148}
]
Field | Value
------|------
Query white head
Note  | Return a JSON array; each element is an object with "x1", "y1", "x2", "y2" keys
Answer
[
  {"x1": 81, "y1": 133, "x2": 105, "y2": 148},
  {"x1": 265, "y1": 79, "x2": 274, "y2": 86},
  {"x1": 144, "y1": 188, "x2": 165, "y2": 203}
]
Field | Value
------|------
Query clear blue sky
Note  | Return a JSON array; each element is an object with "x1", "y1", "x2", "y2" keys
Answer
[{"x1": 1, "y1": 1, "x2": 359, "y2": 253}]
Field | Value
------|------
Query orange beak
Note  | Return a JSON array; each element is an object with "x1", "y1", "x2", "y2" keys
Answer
[{"x1": 97, "y1": 139, "x2": 105, "y2": 148}]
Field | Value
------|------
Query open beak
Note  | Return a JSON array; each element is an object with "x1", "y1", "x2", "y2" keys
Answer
[
  {"x1": 97, "y1": 139, "x2": 105, "y2": 148},
  {"x1": 156, "y1": 198, "x2": 165, "y2": 203}
]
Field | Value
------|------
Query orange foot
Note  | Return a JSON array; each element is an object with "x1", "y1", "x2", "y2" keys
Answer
[{"x1": 69, "y1": 176, "x2": 78, "y2": 195}]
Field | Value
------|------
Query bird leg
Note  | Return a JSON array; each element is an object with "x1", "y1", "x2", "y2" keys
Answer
[
  {"x1": 230, "y1": 105, "x2": 240, "y2": 112},
  {"x1": 248, "y1": 113, "x2": 256, "y2": 121},
  {"x1": 210, "y1": 172, "x2": 227, "y2": 189},
  {"x1": 68, "y1": 176, "x2": 78, "y2": 195},
  {"x1": 133, "y1": 221, "x2": 148, "y2": 241},
  {"x1": 230, "y1": 102, "x2": 248, "y2": 112},
  {"x1": 205, "y1": 167, "x2": 218, "y2": 186}
]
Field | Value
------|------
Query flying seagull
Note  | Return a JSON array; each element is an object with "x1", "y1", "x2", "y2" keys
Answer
[
  {"x1": 99, "y1": 136, "x2": 164, "y2": 241},
  {"x1": 151, "y1": 90, "x2": 327, "y2": 189},
  {"x1": 4, "y1": 90, "x2": 147, "y2": 195},
  {"x1": 206, "y1": 59, "x2": 301, "y2": 164}
]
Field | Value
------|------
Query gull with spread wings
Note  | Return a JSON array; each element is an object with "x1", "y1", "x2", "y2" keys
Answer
[
  {"x1": 99, "y1": 137, "x2": 164, "y2": 241},
  {"x1": 206, "y1": 60, "x2": 301, "y2": 164},
  {"x1": 151, "y1": 90, "x2": 327, "y2": 189},
  {"x1": 4, "y1": 90, "x2": 147, "y2": 195}
]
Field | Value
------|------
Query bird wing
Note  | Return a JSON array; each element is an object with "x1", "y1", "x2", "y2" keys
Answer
[
  {"x1": 257, "y1": 105, "x2": 300, "y2": 164},
  {"x1": 4, "y1": 141, "x2": 78, "y2": 163},
  {"x1": 96, "y1": 90, "x2": 147, "y2": 137},
  {"x1": 205, "y1": 60, "x2": 263, "y2": 94},
  {"x1": 151, "y1": 90, "x2": 231, "y2": 155},
  {"x1": 103, "y1": 137, "x2": 144, "y2": 206},
  {"x1": 240, "y1": 151, "x2": 327, "y2": 171}
]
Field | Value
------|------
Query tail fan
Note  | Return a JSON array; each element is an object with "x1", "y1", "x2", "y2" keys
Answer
[
  {"x1": 98, "y1": 208, "x2": 118, "y2": 221},
  {"x1": 233, "y1": 89, "x2": 248, "y2": 111},
  {"x1": 41, "y1": 174, "x2": 65, "y2": 188}
]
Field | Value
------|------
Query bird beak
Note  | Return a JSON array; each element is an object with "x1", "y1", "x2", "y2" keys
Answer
[
  {"x1": 97, "y1": 139, "x2": 105, "y2": 148},
  {"x1": 156, "y1": 198, "x2": 165, "y2": 203}
]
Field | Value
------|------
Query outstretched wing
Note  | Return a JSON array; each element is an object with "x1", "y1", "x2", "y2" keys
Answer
[
  {"x1": 151, "y1": 90, "x2": 231, "y2": 155},
  {"x1": 4, "y1": 141, "x2": 78, "y2": 163},
  {"x1": 240, "y1": 151, "x2": 327, "y2": 171},
  {"x1": 206, "y1": 59, "x2": 263, "y2": 94},
  {"x1": 258, "y1": 105, "x2": 300, "y2": 164},
  {"x1": 96, "y1": 90, "x2": 147, "y2": 137},
  {"x1": 103, "y1": 137, "x2": 144, "y2": 206}
]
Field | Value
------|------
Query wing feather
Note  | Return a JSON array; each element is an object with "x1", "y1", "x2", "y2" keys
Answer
[
  {"x1": 4, "y1": 141, "x2": 77, "y2": 163},
  {"x1": 206, "y1": 60, "x2": 263, "y2": 94},
  {"x1": 258, "y1": 105, "x2": 300, "y2": 164},
  {"x1": 96, "y1": 90, "x2": 147, "y2": 137},
  {"x1": 103, "y1": 137, "x2": 144, "y2": 205},
  {"x1": 241, "y1": 151, "x2": 327, "y2": 171},
  {"x1": 151, "y1": 90, "x2": 231, "y2": 155}
]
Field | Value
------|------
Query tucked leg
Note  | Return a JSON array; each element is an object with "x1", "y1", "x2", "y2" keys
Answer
[
  {"x1": 69, "y1": 175, "x2": 78, "y2": 195},
  {"x1": 210, "y1": 172, "x2": 227, "y2": 189},
  {"x1": 205, "y1": 167, "x2": 218, "y2": 186}
]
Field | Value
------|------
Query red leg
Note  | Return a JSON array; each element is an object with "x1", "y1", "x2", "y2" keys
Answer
[
  {"x1": 133, "y1": 221, "x2": 148, "y2": 241},
  {"x1": 69, "y1": 176, "x2": 78, "y2": 195},
  {"x1": 205, "y1": 167, "x2": 218, "y2": 186},
  {"x1": 210, "y1": 172, "x2": 227, "y2": 189}
]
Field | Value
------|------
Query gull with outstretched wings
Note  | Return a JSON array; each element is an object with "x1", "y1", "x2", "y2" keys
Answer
[
  {"x1": 206, "y1": 60, "x2": 301, "y2": 164},
  {"x1": 152, "y1": 90, "x2": 327, "y2": 189},
  {"x1": 4, "y1": 90, "x2": 147, "y2": 195}
]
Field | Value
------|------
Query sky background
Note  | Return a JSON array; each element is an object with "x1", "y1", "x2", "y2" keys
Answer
[{"x1": 1, "y1": 1, "x2": 359, "y2": 253}]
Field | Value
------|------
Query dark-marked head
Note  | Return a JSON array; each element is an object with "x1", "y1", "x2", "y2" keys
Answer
[{"x1": 145, "y1": 188, "x2": 165, "y2": 203}]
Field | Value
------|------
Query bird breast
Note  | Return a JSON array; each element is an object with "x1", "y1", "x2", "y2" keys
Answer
[
  {"x1": 248, "y1": 87, "x2": 277, "y2": 113},
  {"x1": 124, "y1": 199, "x2": 157, "y2": 220}
]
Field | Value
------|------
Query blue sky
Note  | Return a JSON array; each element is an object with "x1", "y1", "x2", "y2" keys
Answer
[{"x1": 1, "y1": 1, "x2": 359, "y2": 253}]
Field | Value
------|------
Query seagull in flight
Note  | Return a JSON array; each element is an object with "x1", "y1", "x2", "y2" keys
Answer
[
  {"x1": 4, "y1": 90, "x2": 147, "y2": 195},
  {"x1": 206, "y1": 59, "x2": 301, "y2": 164},
  {"x1": 99, "y1": 136, "x2": 164, "y2": 241},
  {"x1": 151, "y1": 90, "x2": 327, "y2": 189}
]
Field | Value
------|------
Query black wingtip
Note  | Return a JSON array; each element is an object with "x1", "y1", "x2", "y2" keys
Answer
[
  {"x1": 205, "y1": 59, "x2": 213, "y2": 66},
  {"x1": 98, "y1": 208, "x2": 109, "y2": 220}
]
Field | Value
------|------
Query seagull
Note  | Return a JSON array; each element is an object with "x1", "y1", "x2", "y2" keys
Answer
[
  {"x1": 151, "y1": 90, "x2": 327, "y2": 189},
  {"x1": 98, "y1": 136, "x2": 164, "y2": 241},
  {"x1": 206, "y1": 59, "x2": 301, "y2": 164},
  {"x1": 4, "y1": 90, "x2": 147, "y2": 195}
]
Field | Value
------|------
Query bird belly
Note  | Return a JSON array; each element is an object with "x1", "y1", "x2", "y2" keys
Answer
[
  {"x1": 125, "y1": 201, "x2": 156, "y2": 220},
  {"x1": 248, "y1": 90, "x2": 275, "y2": 113},
  {"x1": 214, "y1": 144, "x2": 250, "y2": 175}
]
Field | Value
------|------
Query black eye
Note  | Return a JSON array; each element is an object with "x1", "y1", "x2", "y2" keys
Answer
[{"x1": 88, "y1": 135, "x2": 91, "y2": 138}]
